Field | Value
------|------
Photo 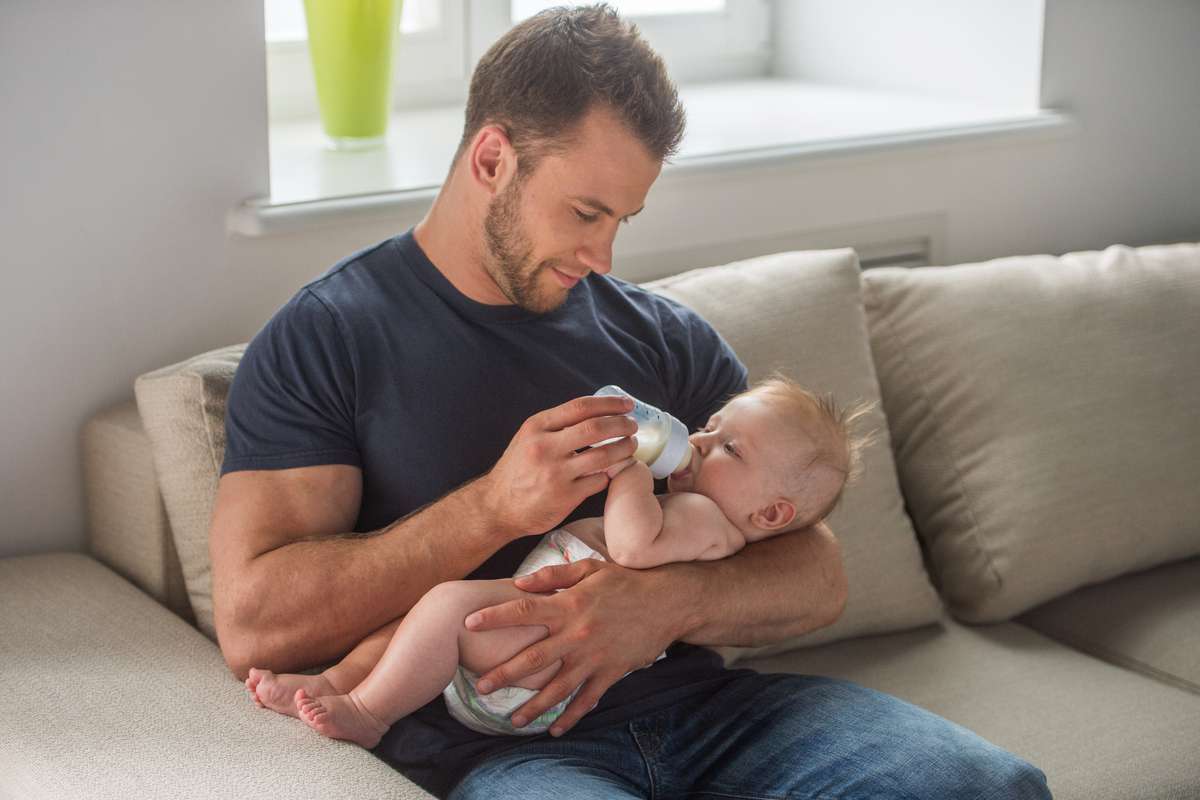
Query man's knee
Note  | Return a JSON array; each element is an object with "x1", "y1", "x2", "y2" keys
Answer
[
  {"x1": 925, "y1": 745, "x2": 1051, "y2": 800},
  {"x1": 988, "y1": 754, "x2": 1051, "y2": 800},
  {"x1": 770, "y1": 677, "x2": 1051, "y2": 799}
]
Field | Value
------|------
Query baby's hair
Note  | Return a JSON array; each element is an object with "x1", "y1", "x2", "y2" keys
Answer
[{"x1": 745, "y1": 371, "x2": 877, "y2": 525}]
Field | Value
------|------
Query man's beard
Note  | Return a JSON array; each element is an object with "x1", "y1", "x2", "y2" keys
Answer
[{"x1": 482, "y1": 178, "x2": 564, "y2": 314}]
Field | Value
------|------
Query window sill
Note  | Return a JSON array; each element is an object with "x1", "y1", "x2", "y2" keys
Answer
[{"x1": 228, "y1": 79, "x2": 1075, "y2": 237}]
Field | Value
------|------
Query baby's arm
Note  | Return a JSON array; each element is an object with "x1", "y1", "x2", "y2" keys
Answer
[{"x1": 604, "y1": 461, "x2": 745, "y2": 569}]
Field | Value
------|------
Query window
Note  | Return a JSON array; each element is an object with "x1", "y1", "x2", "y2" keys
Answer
[
  {"x1": 265, "y1": 0, "x2": 443, "y2": 42},
  {"x1": 265, "y1": 0, "x2": 769, "y2": 122},
  {"x1": 240, "y1": 0, "x2": 1060, "y2": 233},
  {"x1": 511, "y1": 1, "x2": 725, "y2": 19}
]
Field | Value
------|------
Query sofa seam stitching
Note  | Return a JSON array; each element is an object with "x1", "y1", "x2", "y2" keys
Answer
[{"x1": 1019, "y1": 619, "x2": 1200, "y2": 696}]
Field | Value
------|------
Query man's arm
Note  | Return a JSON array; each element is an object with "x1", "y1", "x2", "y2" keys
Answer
[
  {"x1": 209, "y1": 465, "x2": 509, "y2": 679},
  {"x1": 661, "y1": 520, "x2": 847, "y2": 647},
  {"x1": 210, "y1": 394, "x2": 640, "y2": 680}
]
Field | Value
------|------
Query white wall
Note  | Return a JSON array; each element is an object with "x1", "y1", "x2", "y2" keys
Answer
[{"x1": 1, "y1": 0, "x2": 1199, "y2": 557}]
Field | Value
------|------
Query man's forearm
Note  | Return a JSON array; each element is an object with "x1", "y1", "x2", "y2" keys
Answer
[
  {"x1": 651, "y1": 522, "x2": 847, "y2": 648},
  {"x1": 222, "y1": 476, "x2": 508, "y2": 675}
]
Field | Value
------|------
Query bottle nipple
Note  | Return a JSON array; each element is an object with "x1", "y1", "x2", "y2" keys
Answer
[{"x1": 671, "y1": 442, "x2": 696, "y2": 476}]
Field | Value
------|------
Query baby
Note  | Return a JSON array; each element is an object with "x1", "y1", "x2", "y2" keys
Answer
[{"x1": 245, "y1": 374, "x2": 870, "y2": 747}]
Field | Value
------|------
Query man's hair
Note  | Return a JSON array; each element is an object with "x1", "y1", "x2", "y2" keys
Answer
[
  {"x1": 747, "y1": 372, "x2": 877, "y2": 527},
  {"x1": 456, "y1": 3, "x2": 686, "y2": 174}
]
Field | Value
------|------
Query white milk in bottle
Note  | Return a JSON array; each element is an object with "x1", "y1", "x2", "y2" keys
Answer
[{"x1": 593, "y1": 385, "x2": 694, "y2": 479}]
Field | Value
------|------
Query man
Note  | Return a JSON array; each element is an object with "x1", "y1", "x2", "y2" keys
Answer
[{"x1": 210, "y1": 5, "x2": 1051, "y2": 798}]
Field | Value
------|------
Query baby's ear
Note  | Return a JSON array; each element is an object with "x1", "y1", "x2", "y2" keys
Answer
[{"x1": 753, "y1": 499, "x2": 796, "y2": 531}]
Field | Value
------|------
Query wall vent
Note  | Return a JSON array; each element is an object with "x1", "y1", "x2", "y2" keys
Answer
[{"x1": 626, "y1": 213, "x2": 944, "y2": 282}]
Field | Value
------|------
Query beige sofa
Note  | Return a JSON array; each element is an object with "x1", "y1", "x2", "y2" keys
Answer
[{"x1": 2, "y1": 243, "x2": 1198, "y2": 800}]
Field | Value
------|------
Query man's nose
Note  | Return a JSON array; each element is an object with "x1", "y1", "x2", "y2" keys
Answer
[{"x1": 576, "y1": 234, "x2": 614, "y2": 275}]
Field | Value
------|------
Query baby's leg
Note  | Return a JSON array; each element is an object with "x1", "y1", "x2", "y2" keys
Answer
[
  {"x1": 247, "y1": 617, "x2": 401, "y2": 718},
  {"x1": 297, "y1": 579, "x2": 558, "y2": 747}
]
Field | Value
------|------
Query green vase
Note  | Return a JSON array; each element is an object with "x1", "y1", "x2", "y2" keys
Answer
[{"x1": 303, "y1": 0, "x2": 402, "y2": 151}]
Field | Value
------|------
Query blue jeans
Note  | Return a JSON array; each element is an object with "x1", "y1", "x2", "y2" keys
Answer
[{"x1": 447, "y1": 674, "x2": 1050, "y2": 799}]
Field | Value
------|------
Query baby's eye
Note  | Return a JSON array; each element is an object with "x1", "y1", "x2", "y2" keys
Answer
[{"x1": 724, "y1": 441, "x2": 738, "y2": 457}]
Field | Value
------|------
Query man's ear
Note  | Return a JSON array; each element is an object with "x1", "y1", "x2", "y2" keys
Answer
[
  {"x1": 751, "y1": 499, "x2": 797, "y2": 532},
  {"x1": 468, "y1": 124, "x2": 517, "y2": 196}
]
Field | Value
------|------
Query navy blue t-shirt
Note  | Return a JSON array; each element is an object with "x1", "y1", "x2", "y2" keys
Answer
[{"x1": 222, "y1": 230, "x2": 750, "y2": 796}]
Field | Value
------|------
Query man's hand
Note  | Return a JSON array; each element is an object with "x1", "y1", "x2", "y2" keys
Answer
[
  {"x1": 464, "y1": 559, "x2": 686, "y2": 736},
  {"x1": 480, "y1": 395, "x2": 640, "y2": 538}
]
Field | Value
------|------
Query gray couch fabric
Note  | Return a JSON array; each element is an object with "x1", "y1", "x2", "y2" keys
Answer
[
  {"x1": 862, "y1": 243, "x2": 1200, "y2": 623},
  {"x1": 83, "y1": 401, "x2": 192, "y2": 622},
  {"x1": 0, "y1": 554, "x2": 433, "y2": 800},
  {"x1": 1020, "y1": 556, "x2": 1200, "y2": 696}
]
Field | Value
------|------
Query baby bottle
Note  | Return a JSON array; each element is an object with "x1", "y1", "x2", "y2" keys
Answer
[{"x1": 593, "y1": 385, "x2": 694, "y2": 479}]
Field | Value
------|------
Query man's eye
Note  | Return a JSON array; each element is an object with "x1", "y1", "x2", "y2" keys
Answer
[{"x1": 574, "y1": 209, "x2": 599, "y2": 223}]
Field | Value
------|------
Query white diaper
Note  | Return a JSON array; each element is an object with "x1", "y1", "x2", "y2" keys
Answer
[{"x1": 441, "y1": 528, "x2": 664, "y2": 735}]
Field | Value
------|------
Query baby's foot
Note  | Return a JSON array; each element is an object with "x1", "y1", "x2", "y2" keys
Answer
[
  {"x1": 246, "y1": 668, "x2": 336, "y2": 719},
  {"x1": 295, "y1": 689, "x2": 389, "y2": 750}
]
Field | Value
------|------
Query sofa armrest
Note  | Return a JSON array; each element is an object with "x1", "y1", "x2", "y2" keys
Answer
[
  {"x1": 83, "y1": 400, "x2": 193, "y2": 622},
  {"x1": 0, "y1": 553, "x2": 432, "y2": 800}
]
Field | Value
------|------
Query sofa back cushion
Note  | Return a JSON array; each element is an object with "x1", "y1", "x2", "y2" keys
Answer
[
  {"x1": 863, "y1": 243, "x2": 1200, "y2": 623},
  {"x1": 136, "y1": 249, "x2": 942, "y2": 654},
  {"x1": 134, "y1": 345, "x2": 245, "y2": 639}
]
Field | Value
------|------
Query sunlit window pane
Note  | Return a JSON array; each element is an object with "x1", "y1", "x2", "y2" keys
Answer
[
  {"x1": 511, "y1": 0, "x2": 724, "y2": 23},
  {"x1": 265, "y1": 0, "x2": 440, "y2": 43}
]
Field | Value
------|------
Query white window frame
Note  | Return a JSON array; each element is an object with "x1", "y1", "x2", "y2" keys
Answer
[{"x1": 267, "y1": 0, "x2": 770, "y2": 123}]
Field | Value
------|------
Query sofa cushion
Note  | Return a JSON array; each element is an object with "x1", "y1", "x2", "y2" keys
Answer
[
  {"x1": 744, "y1": 616, "x2": 1200, "y2": 800},
  {"x1": 647, "y1": 249, "x2": 941, "y2": 660},
  {"x1": 0, "y1": 553, "x2": 432, "y2": 800},
  {"x1": 1019, "y1": 555, "x2": 1200, "y2": 695},
  {"x1": 134, "y1": 344, "x2": 245, "y2": 639},
  {"x1": 863, "y1": 243, "x2": 1200, "y2": 622}
]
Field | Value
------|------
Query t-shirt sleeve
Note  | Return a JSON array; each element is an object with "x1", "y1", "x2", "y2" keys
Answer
[
  {"x1": 221, "y1": 288, "x2": 361, "y2": 475},
  {"x1": 657, "y1": 297, "x2": 749, "y2": 432}
]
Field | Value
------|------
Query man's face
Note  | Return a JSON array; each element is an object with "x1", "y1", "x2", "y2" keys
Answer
[{"x1": 481, "y1": 106, "x2": 663, "y2": 314}]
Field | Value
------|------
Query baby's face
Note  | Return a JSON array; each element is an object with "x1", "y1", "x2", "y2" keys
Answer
[
  {"x1": 666, "y1": 392, "x2": 807, "y2": 539},
  {"x1": 667, "y1": 393, "x2": 844, "y2": 537}
]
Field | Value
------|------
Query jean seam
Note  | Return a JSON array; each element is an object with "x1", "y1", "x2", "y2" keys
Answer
[{"x1": 629, "y1": 722, "x2": 659, "y2": 800}]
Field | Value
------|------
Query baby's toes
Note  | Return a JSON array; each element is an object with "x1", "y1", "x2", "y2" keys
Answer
[{"x1": 244, "y1": 677, "x2": 264, "y2": 706}]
